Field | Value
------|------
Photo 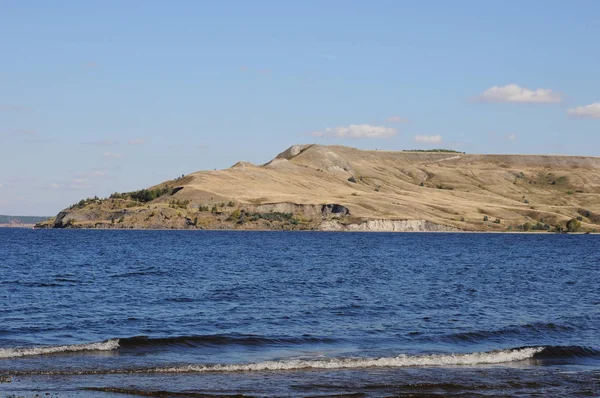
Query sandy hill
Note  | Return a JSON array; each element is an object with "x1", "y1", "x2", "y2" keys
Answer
[{"x1": 39, "y1": 144, "x2": 600, "y2": 232}]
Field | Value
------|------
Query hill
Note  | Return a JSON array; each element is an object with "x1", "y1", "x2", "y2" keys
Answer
[{"x1": 37, "y1": 144, "x2": 600, "y2": 232}]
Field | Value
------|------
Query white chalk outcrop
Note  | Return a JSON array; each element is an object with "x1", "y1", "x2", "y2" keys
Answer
[{"x1": 319, "y1": 219, "x2": 457, "y2": 232}]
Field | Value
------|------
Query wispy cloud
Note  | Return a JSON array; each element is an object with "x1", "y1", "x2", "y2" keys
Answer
[
  {"x1": 414, "y1": 134, "x2": 443, "y2": 144},
  {"x1": 13, "y1": 129, "x2": 37, "y2": 136},
  {"x1": 46, "y1": 178, "x2": 93, "y2": 190},
  {"x1": 475, "y1": 84, "x2": 562, "y2": 103},
  {"x1": 489, "y1": 132, "x2": 518, "y2": 141},
  {"x1": 7, "y1": 176, "x2": 36, "y2": 184},
  {"x1": 68, "y1": 178, "x2": 92, "y2": 189},
  {"x1": 84, "y1": 62, "x2": 98, "y2": 68},
  {"x1": 386, "y1": 116, "x2": 408, "y2": 123},
  {"x1": 567, "y1": 103, "x2": 600, "y2": 119},
  {"x1": 86, "y1": 139, "x2": 119, "y2": 146},
  {"x1": 0, "y1": 104, "x2": 29, "y2": 112},
  {"x1": 75, "y1": 170, "x2": 106, "y2": 179},
  {"x1": 312, "y1": 124, "x2": 397, "y2": 139},
  {"x1": 103, "y1": 152, "x2": 122, "y2": 159},
  {"x1": 3, "y1": 129, "x2": 60, "y2": 144},
  {"x1": 128, "y1": 138, "x2": 146, "y2": 145}
]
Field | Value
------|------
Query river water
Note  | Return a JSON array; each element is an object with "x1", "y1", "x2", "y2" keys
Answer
[{"x1": 1, "y1": 229, "x2": 599, "y2": 396}]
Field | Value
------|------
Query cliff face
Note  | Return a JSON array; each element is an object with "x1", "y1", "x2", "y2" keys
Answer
[
  {"x1": 320, "y1": 219, "x2": 458, "y2": 232},
  {"x1": 38, "y1": 145, "x2": 600, "y2": 232}
]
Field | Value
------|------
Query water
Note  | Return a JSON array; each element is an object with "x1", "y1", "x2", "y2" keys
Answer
[{"x1": 1, "y1": 229, "x2": 599, "y2": 397}]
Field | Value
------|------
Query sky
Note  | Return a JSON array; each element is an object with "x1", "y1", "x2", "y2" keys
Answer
[{"x1": 1, "y1": 0, "x2": 600, "y2": 216}]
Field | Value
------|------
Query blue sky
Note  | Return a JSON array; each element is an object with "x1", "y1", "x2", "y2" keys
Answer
[{"x1": 1, "y1": 0, "x2": 599, "y2": 215}]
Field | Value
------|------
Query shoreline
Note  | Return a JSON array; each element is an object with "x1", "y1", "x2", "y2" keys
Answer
[{"x1": 24, "y1": 226, "x2": 596, "y2": 234}]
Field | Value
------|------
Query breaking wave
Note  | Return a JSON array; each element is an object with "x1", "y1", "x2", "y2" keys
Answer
[
  {"x1": 11, "y1": 346, "x2": 595, "y2": 375},
  {"x1": 151, "y1": 346, "x2": 546, "y2": 373},
  {"x1": 0, "y1": 334, "x2": 335, "y2": 358},
  {"x1": 0, "y1": 339, "x2": 119, "y2": 359}
]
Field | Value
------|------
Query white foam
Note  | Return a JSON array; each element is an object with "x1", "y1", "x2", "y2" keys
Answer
[
  {"x1": 0, "y1": 339, "x2": 120, "y2": 358},
  {"x1": 153, "y1": 347, "x2": 545, "y2": 373}
]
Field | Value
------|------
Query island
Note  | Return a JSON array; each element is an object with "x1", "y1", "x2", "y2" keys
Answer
[{"x1": 36, "y1": 144, "x2": 600, "y2": 232}]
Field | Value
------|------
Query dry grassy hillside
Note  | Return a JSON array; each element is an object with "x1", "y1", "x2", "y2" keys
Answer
[{"x1": 38, "y1": 144, "x2": 600, "y2": 232}]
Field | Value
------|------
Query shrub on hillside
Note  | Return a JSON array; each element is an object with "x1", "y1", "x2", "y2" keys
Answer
[{"x1": 566, "y1": 218, "x2": 582, "y2": 233}]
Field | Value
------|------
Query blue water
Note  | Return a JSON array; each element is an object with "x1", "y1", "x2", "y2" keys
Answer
[{"x1": 1, "y1": 229, "x2": 599, "y2": 397}]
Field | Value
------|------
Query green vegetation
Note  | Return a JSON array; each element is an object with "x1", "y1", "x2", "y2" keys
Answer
[
  {"x1": 518, "y1": 221, "x2": 550, "y2": 231},
  {"x1": 169, "y1": 199, "x2": 190, "y2": 209},
  {"x1": 70, "y1": 196, "x2": 101, "y2": 209},
  {"x1": 228, "y1": 209, "x2": 241, "y2": 221},
  {"x1": 248, "y1": 211, "x2": 294, "y2": 222},
  {"x1": 110, "y1": 186, "x2": 172, "y2": 203},
  {"x1": 566, "y1": 218, "x2": 582, "y2": 232}
]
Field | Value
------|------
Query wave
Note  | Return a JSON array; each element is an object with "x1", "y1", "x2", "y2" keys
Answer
[
  {"x1": 118, "y1": 334, "x2": 337, "y2": 348},
  {"x1": 0, "y1": 334, "x2": 335, "y2": 358},
  {"x1": 8, "y1": 346, "x2": 578, "y2": 375},
  {"x1": 154, "y1": 347, "x2": 546, "y2": 373},
  {"x1": 534, "y1": 345, "x2": 600, "y2": 359},
  {"x1": 3, "y1": 335, "x2": 598, "y2": 369},
  {"x1": 0, "y1": 339, "x2": 119, "y2": 359},
  {"x1": 438, "y1": 322, "x2": 576, "y2": 343}
]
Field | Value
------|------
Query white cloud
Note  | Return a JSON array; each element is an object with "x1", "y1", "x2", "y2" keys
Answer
[
  {"x1": 386, "y1": 116, "x2": 408, "y2": 123},
  {"x1": 414, "y1": 134, "x2": 442, "y2": 144},
  {"x1": 77, "y1": 170, "x2": 107, "y2": 178},
  {"x1": 567, "y1": 103, "x2": 600, "y2": 119},
  {"x1": 128, "y1": 138, "x2": 146, "y2": 145},
  {"x1": 476, "y1": 84, "x2": 562, "y2": 103},
  {"x1": 103, "y1": 152, "x2": 122, "y2": 159},
  {"x1": 507, "y1": 133, "x2": 517, "y2": 141},
  {"x1": 312, "y1": 124, "x2": 397, "y2": 139},
  {"x1": 48, "y1": 183, "x2": 60, "y2": 189}
]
